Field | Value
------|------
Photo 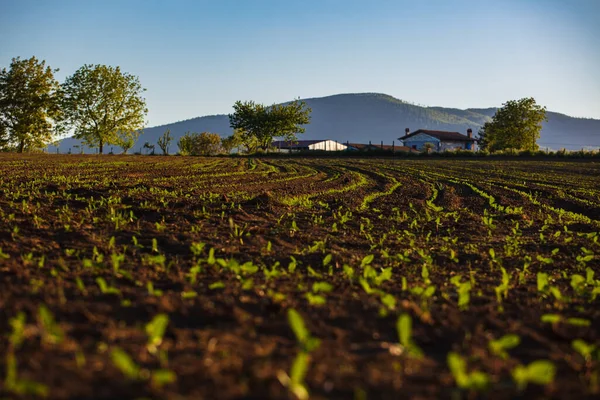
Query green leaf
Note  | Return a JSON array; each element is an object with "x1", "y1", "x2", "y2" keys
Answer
[
  {"x1": 288, "y1": 309, "x2": 309, "y2": 345},
  {"x1": 572, "y1": 339, "x2": 595, "y2": 361},
  {"x1": 38, "y1": 305, "x2": 64, "y2": 345},
  {"x1": 290, "y1": 352, "x2": 309, "y2": 385},
  {"x1": 361, "y1": 254, "x2": 374, "y2": 267},
  {"x1": 111, "y1": 347, "x2": 140, "y2": 380},
  {"x1": 526, "y1": 360, "x2": 556, "y2": 385},
  {"x1": 512, "y1": 360, "x2": 556, "y2": 391},
  {"x1": 489, "y1": 334, "x2": 520, "y2": 359},
  {"x1": 537, "y1": 272, "x2": 549, "y2": 292},
  {"x1": 312, "y1": 281, "x2": 333, "y2": 293},
  {"x1": 145, "y1": 314, "x2": 169, "y2": 353},
  {"x1": 566, "y1": 317, "x2": 591, "y2": 327},
  {"x1": 151, "y1": 369, "x2": 176, "y2": 387},
  {"x1": 541, "y1": 314, "x2": 561, "y2": 323},
  {"x1": 397, "y1": 313, "x2": 412, "y2": 347},
  {"x1": 209, "y1": 281, "x2": 225, "y2": 290}
]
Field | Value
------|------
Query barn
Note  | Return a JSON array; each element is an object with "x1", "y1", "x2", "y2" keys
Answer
[{"x1": 398, "y1": 129, "x2": 477, "y2": 152}]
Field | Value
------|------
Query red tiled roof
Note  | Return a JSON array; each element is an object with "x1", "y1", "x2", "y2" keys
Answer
[{"x1": 398, "y1": 129, "x2": 475, "y2": 142}]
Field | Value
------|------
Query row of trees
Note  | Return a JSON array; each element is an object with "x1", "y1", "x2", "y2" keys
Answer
[
  {"x1": 130, "y1": 98, "x2": 313, "y2": 156},
  {"x1": 0, "y1": 56, "x2": 147, "y2": 153}
]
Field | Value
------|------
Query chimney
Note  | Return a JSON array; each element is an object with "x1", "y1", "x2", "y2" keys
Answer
[
  {"x1": 467, "y1": 128, "x2": 473, "y2": 139},
  {"x1": 405, "y1": 128, "x2": 410, "y2": 135}
]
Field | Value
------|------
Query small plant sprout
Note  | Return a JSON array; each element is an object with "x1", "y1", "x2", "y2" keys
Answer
[
  {"x1": 447, "y1": 352, "x2": 490, "y2": 391},
  {"x1": 287, "y1": 309, "x2": 320, "y2": 353},
  {"x1": 279, "y1": 309, "x2": 320, "y2": 400},
  {"x1": 4, "y1": 352, "x2": 49, "y2": 398},
  {"x1": 9, "y1": 312, "x2": 26, "y2": 349},
  {"x1": 511, "y1": 360, "x2": 556, "y2": 391},
  {"x1": 38, "y1": 305, "x2": 64, "y2": 345},
  {"x1": 572, "y1": 339, "x2": 597, "y2": 365},
  {"x1": 488, "y1": 334, "x2": 520, "y2": 359},
  {"x1": 111, "y1": 347, "x2": 142, "y2": 380},
  {"x1": 396, "y1": 313, "x2": 423, "y2": 358},
  {"x1": 146, "y1": 313, "x2": 169, "y2": 354}
]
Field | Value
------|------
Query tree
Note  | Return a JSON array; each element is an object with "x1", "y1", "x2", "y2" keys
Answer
[
  {"x1": 157, "y1": 129, "x2": 172, "y2": 155},
  {"x1": 143, "y1": 141, "x2": 155, "y2": 155},
  {"x1": 221, "y1": 129, "x2": 243, "y2": 154},
  {"x1": 478, "y1": 98, "x2": 547, "y2": 152},
  {"x1": 177, "y1": 132, "x2": 194, "y2": 155},
  {"x1": 60, "y1": 64, "x2": 147, "y2": 154},
  {"x1": 0, "y1": 56, "x2": 62, "y2": 152},
  {"x1": 116, "y1": 131, "x2": 138, "y2": 154},
  {"x1": 422, "y1": 142, "x2": 435, "y2": 154},
  {"x1": 194, "y1": 132, "x2": 222, "y2": 155},
  {"x1": 229, "y1": 99, "x2": 311, "y2": 151},
  {"x1": 176, "y1": 131, "x2": 222, "y2": 155}
]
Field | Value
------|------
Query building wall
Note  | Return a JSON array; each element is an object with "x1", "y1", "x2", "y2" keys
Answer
[
  {"x1": 308, "y1": 140, "x2": 348, "y2": 151},
  {"x1": 440, "y1": 141, "x2": 469, "y2": 151},
  {"x1": 403, "y1": 133, "x2": 441, "y2": 151}
]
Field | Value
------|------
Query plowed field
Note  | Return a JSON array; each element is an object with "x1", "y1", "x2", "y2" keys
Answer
[{"x1": 1, "y1": 155, "x2": 599, "y2": 399}]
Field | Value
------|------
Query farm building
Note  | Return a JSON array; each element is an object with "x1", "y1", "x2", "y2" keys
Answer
[
  {"x1": 398, "y1": 128, "x2": 477, "y2": 152},
  {"x1": 347, "y1": 143, "x2": 418, "y2": 153},
  {"x1": 272, "y1": 139, "x2": 348, "y2": 152}
]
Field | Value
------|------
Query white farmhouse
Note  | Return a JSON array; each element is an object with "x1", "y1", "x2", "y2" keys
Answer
[{"x1": 272, "y1": 139, "x2": 348, "y2": 152}]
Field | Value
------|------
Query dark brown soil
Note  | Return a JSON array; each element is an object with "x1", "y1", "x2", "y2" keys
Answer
[{"x1": 0, "y1": 155, "x2": 599, "y2": 399}]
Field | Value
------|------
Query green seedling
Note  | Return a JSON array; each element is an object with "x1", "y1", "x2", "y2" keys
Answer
[
  {"x1": 287, "y1": 309, "x2": 320, "y2": 352},
  {"x1": 511, "y1": 360, "x2": 556, "y2": 391},
  {"x1": 96, "y1": 277, "x2": 121, "y2": 295},
  {"x1": 541, "y1": 314, "x2": 591, "y2": 326},
  {"x1": 396, "y1": 313, "x2": 423, "y2": 358},
  {"x1": 572, "y1": 339, "x2": 597, "y2": 364},
  {"x1": 4, "y1": 351, "x2": 49, "y2": 398},
  {"x1": 488, "y1": 334, "x2": 520, "y2": 359},
  {"x1": 181, "y1": 290, "x2": 198, "y2": 299},
  {"x1": 280, "y1": 309, "x2": 320, "y2": 400},
  {"x1": 111, "y1": 347, "x2": 141, "y2": 380},
  {"x1": 38, "y1": 305, "x2": 64, "y2": 345},
  {"x1": 147, "y1": 281, "x2": 163, "y2": 296},
  {"x1": 146, "y1": 313, "x2": 169, "y2": 354},
  {"x1": 9, "y1": 312, "x2": 26, "y2": 349},
  {"x1": 447, "y1": 352, "x2": 490, "y2": 391}
]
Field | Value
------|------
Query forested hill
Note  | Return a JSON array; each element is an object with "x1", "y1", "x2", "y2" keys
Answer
[{"x1": 50, "y1": 93, "x2": 600, "y2": 153}]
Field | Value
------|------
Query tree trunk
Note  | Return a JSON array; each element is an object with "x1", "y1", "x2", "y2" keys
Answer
[
  {"x1": 99, "y1": 141, "x2": 104, "y2": 154},
  {"x1": 18, "y1": 139, "x2": 25, "y2": 153}
]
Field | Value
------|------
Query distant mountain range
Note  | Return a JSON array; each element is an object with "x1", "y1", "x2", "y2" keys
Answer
[{"x1": 49, "y1": 93, "x2": 600, "y2": 153}]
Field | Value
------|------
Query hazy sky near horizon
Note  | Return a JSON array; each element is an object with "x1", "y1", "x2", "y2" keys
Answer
[{"x1": 2, "y1": 0, "x2": 599, "y2": 126}]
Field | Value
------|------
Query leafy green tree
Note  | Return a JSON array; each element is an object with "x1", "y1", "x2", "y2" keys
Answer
[
  {"x1": 194, "y1": 132, "x2": 222, "y2": 155},
  {"x1": 116, "y1": 131, "x2": 138, "y2": 154},
  {"x1": 157, "y1": 129, "x2": 172, "y2": 155},
  {"x1": 221, "y1": 129, "x2": 243, "y2": 154},
  {"x1": 478, "y1": 98, "x2": 547, "y2": 152},
  {"x1": 0, "y1": 56, "x2": 62, "y2": 152},
  {"x1": 177, "y1": 132, "x2": 222, "y2": 156},
  {"x1": 229, "y1": 99, "x2": 311, "y2": 151},
  {"x1": 177, "y1": 132, "x2": 194, "y2": 155},
  {"x1": 60, "y1": 64, "x2": 147, "y2": 154}
]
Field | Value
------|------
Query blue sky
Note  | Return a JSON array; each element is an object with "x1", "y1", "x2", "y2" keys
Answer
[{"x1": 2, "y1": 0, "x2": 599, "y2": 126}]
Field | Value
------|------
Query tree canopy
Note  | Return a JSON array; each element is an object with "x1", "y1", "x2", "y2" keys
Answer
[
  {"x1": 478, "y1": 98, "x2": 547, "y2": 152},
  {"x1": 60, "y1": 64, "x2": 147, "y2": 154},
  {"x1": 229, "y1": 99, "x2": 311, "y2": 151},
  {"x1": 0, "y1": 56, "x2": 62, "y2": 152},
  {"x1": 177, "y1": 132, "x2": 222, "y2": 156}
]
